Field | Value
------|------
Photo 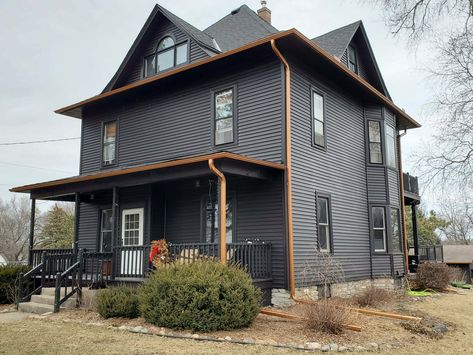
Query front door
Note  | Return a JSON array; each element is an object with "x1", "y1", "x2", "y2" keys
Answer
[{"x1": 120, "y1": 208, "x2": 144, "y2": 276}]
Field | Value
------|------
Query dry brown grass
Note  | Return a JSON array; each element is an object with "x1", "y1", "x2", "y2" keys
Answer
[
  {"x1": 305, "y1": 299, "x2": 357, "y2": 335},
  {"x1": 353, "y1": 286, "x2": 394, "y2": 307}
]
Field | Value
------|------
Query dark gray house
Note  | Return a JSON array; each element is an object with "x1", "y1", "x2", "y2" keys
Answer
[{"x1": 13, "y1": 2, "x2": 421, "y2": 308}]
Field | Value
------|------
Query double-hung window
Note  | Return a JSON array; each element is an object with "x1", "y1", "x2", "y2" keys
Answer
[
  {"x1": 385, "y1": 124, "x2": 396, "y2": 168},
  {"x1": 317, "y1": 196, "x2": 332, "y2": 252},
  {"x1": 372, "y1": 206, "x2": 386, "y2": 252},
  {"x1": 390, "y1": 208, "x2": 402, "y2": 252},
  {"x1": 102, "y1": 121, "x2": 117, "y2": 166},
  {"x1": 100, "y1": 209, "x2": 113, "y2": 252},
  {"x1": 347, "y1": 45, "x2": 358, "y2": 73},
  {"x1": 214, "y1": 88, "x2": 234, "y2": 145},
  {"x1": 368, "y1": 120, "x2": 382, "y2": 164},
  {"x1": 312, "y1": 92, "x2": 325, "y2": 147},
  {"x1": 204, "y1": 196, "x2": 233, "y2": 244}
]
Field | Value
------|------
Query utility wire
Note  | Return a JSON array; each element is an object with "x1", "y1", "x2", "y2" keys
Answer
[
  {"x1": 0, "y1": 137, "x2": 80, "y2": 146},
  {"x1": 0, "y1": 161, "x2": 75, "y2": 174}
]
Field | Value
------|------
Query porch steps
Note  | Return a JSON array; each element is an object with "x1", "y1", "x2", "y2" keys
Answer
[{"x1": 18, "y1": 288, "x2": 77, "y2": 314}]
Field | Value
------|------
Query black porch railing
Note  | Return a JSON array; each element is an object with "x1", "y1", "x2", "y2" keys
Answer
[
  {"x1": 409, "y1": 245, "x2": 444, "y2": 263},
  {"x1": 403, "y1": 173, "x2": 419, "y2": 196},
  {"x1": 31, "y1": 248, "x2": 73, "y2": 268}
]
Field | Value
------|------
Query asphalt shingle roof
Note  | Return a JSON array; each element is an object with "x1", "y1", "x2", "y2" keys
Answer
[
  {"x1": 312, "y1": 21, "x2": 361, "y2": 58},
  {"x1": 204, "y1": 5, "x2": 278, "y2": 52}
]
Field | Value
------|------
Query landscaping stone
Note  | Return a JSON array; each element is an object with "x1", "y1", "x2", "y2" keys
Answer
[
  {"x1": 329, "y1": 343, "x2": 338, "y2": 351},
  {"x1": 432, "y1": 323, "x2": 449, "y2": 333},
  {"x1": 321, "y1": 344, "x2": 330, "y2": 352},
  {"x1": 338, "y1": 346, "x2": 348, "y2": 352},
  {"x1": 354, "y1": 346, "x2": 366, "y2": 352},
  {"x1": 367, "y1": 342, "x2": 379, "y2": 350},
  {"x1": 191, "y1": 334, "x2": 200, "y2": 339},
  {"x1": 306, "y1": 342, "x2": 322, "y2": 350},
  {"x1": 242, "y1": 337, "x2": 255, "y2": 344},
  {"x1": 224, "y1": 336, "x2": 232, "y2": 341}
]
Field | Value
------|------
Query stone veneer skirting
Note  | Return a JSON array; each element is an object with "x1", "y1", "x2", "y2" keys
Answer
[{"x1": 271, "y1": 277, "x2": 403, "y2": 308}]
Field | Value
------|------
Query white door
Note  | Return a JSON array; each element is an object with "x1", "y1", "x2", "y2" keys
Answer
[{"x1": 121, "y1": 208, "x2": 144, "y2": 276}]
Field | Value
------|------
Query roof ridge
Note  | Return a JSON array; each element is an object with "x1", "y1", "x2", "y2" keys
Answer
[{"x1": 313, "y1": 20, "x2": 361, "y2": 41}]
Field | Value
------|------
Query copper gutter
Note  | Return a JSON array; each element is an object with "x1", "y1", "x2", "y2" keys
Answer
[
  {"x1": 271, "y1": 39, "x2": 296, "y2": 298},
  {"x1": 208, "y1": 159, "x2": 227, "y2": 265},
  {"x1": 10, "y1": 152, "x2": 284, "y2": 193},
  {"x1": 397, "y1": 134, "x2": 409, "y2": 274}
]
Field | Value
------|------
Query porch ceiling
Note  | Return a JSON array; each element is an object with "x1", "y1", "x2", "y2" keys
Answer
[{"x1": 10, "y1": 152, "x2": 284, "y2": 200}]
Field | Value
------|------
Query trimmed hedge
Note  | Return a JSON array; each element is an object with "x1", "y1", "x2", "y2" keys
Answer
[
  {"x1": 139, "y1": 261, "x2": 262, "y2": 332},
  {"x1": 96, "y1": 286, "x2": 140, "y2": 319},
  {"x1": 0, "y1": 264, "x2": 30, "y2": 304}
]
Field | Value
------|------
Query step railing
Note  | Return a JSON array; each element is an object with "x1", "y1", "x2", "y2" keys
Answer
[
  {"x1": 54, "y1": 249, "x2": 83, "y2": 313},
  {"x1": 16, "y1": 253, "x2": 45, "y2": 308}
]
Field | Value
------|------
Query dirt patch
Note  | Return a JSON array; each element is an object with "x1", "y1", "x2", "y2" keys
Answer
[{"x1": 0, "y1": 304, "x2": 15, "y2": 312}]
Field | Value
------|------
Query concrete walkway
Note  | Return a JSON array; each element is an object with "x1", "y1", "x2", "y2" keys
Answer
[{"x1": 0, "y1": 311, "x2": 32, "y2": 323}]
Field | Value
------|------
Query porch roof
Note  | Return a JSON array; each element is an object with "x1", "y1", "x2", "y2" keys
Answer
[{"x1": 10, "y1": 152, "x2": 284, "y2": 199}]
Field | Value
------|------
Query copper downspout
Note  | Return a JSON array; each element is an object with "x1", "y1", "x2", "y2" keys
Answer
[
  {"x1": 271, "y1": 39, "x2": 296, "y2": 298},
  {"x1": 208, "y1": 159, "x2": 227, "y2": 265},
  {"x1": 396, "y1": 134, "x2": 409, "y2": 274}
]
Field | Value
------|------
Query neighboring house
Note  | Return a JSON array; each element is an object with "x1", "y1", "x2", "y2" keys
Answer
[
  {"x1": 0, "y1": 254, "x2": 7, "y2": 266},
  {"x1": 12, "y1": 2, "x2": 421, "y2": 306},
  {"x1": 443, "y1": 245, "x2": 473, "y2": 283}
]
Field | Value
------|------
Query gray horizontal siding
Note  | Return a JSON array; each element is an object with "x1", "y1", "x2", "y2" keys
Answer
[
  {"x1": 118, "y1": 13, "x2": 209, "y2": 87},
  {"x1": 78, "y1": 202, "x2": 98, "y2": 251},
  {"x1": 372, "y1": 254, "x2": 391, "y2": 277},
  {"x1": 367, "y1": 167, "x2": 387, "y2": 202},
  {"x1": 387, "y1": 168, "x2": 399, "y2": 206},
  {"x1": 289, "y1": 59, "x2": 371, "y2": 286},
  {"x1": 81, "y1": 57, "x2": 283, "y2": 174},
  {"x1": 393, "y1": 254, "x2": 405, "y2": 276}
]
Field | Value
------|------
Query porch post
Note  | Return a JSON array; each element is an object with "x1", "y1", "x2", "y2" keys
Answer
[
  {"x1": 411, "y1": 203, "x2": 419, "y2": 265},
  {"x1": 73, "y1": 193, "x2": 80, "y2": 254},
  {"x1": 28, "y1": 198, "x2": 36, "y2": 266},
  {"x1": 208, "y1": 159, "x2": 227, "y2": 265},
  {"x1": 111, "y1": 187, "x2": 119, "y2": 279}
]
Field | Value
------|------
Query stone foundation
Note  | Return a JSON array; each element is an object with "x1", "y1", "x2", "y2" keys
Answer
[{"x1": 271, "y1": 277, "x2": 403, "y2": 307}]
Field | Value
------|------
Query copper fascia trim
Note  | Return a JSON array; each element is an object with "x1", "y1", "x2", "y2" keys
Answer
[
  {"x1": 10, "y1": 152, "x2": 284, "y2": 193},
  {"x1": 271, "y1": 39, "x2": 296, "y2": 298},
  {"x1": 208, "y1": 159, "x2": 227, "y2": 265}
]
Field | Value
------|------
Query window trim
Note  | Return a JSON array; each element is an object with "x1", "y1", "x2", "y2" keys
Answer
[
  {"x1": 101, "y1": 119, "x2": 118, "y2": 169},
  {"x1": 211, "y1": 85, "x2": 238, "y2": 147},
  {"x1": 384, "y1": 123, "x2": 397, "y2": 169},
  {"x1": 99, "y1": 208, "x2": 113, "y2": 252},
  {"x1": 142, "y1": 34, "x2": 190, "y2": 78},
  {"x1": 371, "y1": 206, "x2": 387, "y2": 253},
  {"x1": 316, "y1": 192, "x2": 333, "y2": 253},
  {"x1": 311, "y1": 88, "x2": 327, "y2": 149},
  {"x1": 367, "y1": 119, "x2": 384, "y2": 165},
  {"x1": 347, "y1": 44, "x2": 358, "y2": 74},
  {"x1": 389, "y1": 207, "x2": 403, "y2": 255}
]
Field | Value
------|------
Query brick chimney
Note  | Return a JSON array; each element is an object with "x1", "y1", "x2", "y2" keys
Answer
[{"x1": 257, "y1": 0, "x2": 271, "y2": 25}]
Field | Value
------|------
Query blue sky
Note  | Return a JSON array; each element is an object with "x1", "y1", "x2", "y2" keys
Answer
[{"x1": 0, "y1": 0, "x2": 437, "y2": 211}]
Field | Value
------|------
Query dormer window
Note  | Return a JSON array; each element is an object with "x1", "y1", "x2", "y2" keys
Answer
[
  {"x1": 143, "y1": 36, "x2": 188, "y2": 78},
  {"x1": 347, "y1": 45, "x2": 358, "y2": 73}
]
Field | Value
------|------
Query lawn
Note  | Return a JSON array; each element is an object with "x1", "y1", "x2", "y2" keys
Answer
[{"x1": 1, "y1": 290, "x2": 473, "y2": 354}]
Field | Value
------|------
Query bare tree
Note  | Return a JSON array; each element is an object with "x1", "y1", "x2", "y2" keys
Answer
[
  {"x1": 438, "y1": 198, "x2": 473, "y2": 244},
  {"x1": 0, "y1": 197, "x2": 40, "y2": 263},
  {"x1": 366, "y1": 0, "x2": 473, "y2": 188}
]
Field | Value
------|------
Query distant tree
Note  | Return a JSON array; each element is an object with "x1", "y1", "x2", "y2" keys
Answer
[
  {"x1": 365, "y1": 0, "x2": 473, "y2": 188},
  {"x1": 0, "y1": 197, "x2": 40, "y2": 262},
  {"x1": 438, "y1": 199, "x2": 473, "y2": 244},
  {"x1": 406, "y1": 206, "x2": 448, "y2": 246},
  {"x1": 37, "y1": 203, "x2": 74, "y2": 249}
]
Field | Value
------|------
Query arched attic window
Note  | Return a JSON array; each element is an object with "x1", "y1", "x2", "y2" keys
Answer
[{"x1": 144, "y1": 36, "x2": 188, "y2": 77}]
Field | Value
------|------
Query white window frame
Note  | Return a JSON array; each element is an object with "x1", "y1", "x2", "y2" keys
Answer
[
  {"x1": 368, "y1": 120, "x2": 383, "y2": 164},
  {"x1": 121, "y1": 208, "x2": 144, "y2": 246},
  {"x1": 372, "y1": 206, "x2": 387, "y2": 252},
  {"x1": 317, "y1": 196, "x2": 331, "y2": 253}
]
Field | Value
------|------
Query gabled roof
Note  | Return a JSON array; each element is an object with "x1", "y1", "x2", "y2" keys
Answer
[
  {"x1": 313, "y1": 21, "x2": 361, "y2": 58},
  {"x1": 102, "y1": 4, "x2": 220, "y2": 93},
  {"x1": 204, "y1": 5, "x2": 278, "y2": 52},
  {"x1": 313, "y1": 21, "x2": 391, "y2": 100}
]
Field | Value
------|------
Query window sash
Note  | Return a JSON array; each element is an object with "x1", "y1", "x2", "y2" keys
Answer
[
  {"x1": 385, "y1": 124, "x2": 396, "y2": 168},
  {"x1": 103, "y1": 122, "x2": 116, "y2": 165},
  {"x1": 372, "y1": 207, "x2": 386, "y2": 252},
  {"x1": 205, "y1": 198, "x2": 233, "y2": 244},
  {"x1": 143, "y1": 39, "x2": 188, "y2": 78},
  {"x1": 312, "y1": 92, "x2": 325, "y2": 147},
  {"x1": 348, "y1": 45, "x2": 357, "y2": 72},
  {"x1": 214, "y1": 88, "x2": 234, "y2": 145},
  {"x1": 121, "y1": 208, "x2": 144, "y2": 246},
  {"x1": 368, "y1": 121, "x2": 383, "y2": 164},
  {"x1": 317, "y1": 197, "x2": 331, "y2": 252},
  {"x1": 390, "y1": 208, "x2": 402, "y2": 252},
  {"x1": 100, "y1": 209, "x2": 113, "y2": 252}
]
